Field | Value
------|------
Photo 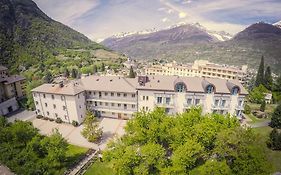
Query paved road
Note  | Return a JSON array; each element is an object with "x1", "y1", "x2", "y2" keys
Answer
[{"x1": 7, "y1": 110, "x2": 36, "y2": 123}]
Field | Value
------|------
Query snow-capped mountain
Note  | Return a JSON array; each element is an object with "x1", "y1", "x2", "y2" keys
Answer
[
  {"x1": 112, "y1": 28, "x2": 159, "y2": 38},
  {"x1": 274, "y1": 20, "x2": 281, "y2": 28}
]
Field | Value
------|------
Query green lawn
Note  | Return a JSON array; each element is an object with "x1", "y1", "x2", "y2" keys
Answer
[
  {"x1": 253, "y1": 127, "x2": 281, "y2": 172},
  {"x1": 248, "y1": 103, "x2": 277, "y2": 114},
  {"x1": 246, "y1": 113, "x2": 270, "y2": 124},
  {"x1": 56, "y1": 144, "x2": 89, "y2": 175},
  {"x1": 84, "y1": 161, "x2": 114, "y2": 175}
]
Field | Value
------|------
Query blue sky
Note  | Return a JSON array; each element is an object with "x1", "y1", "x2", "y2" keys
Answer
[{"x1": 34, "y1": 0, "x2": 281, "y2": 41}]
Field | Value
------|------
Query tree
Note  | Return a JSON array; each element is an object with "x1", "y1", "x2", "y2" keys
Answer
[
  {"x1": 81, "y1": 111, "x2": 103, "y2": 142},
  {"x1": 271, "y1": 104, "x2": 281, "y2": 128},
  {"x1": 260, "y1": 100, "x2": 266, "y2": 112},
  {"x1": 267, "y1": 128, "x2": 281, "y2": 150},
  {"x1": 264, "y1": 66, "x2": 273, "y2": 90},
  {"x1": 248, "y1": 84, "x2": 268, "y2": 103},
  {"x1": 71, "y1": 68, "x2": 78, "y2": 78},
  {"x1": 128, "y1": 66, "x2": 136, "y2": 78},
  {"x1": 273, "y1": 75, "x2": 281, "y2": 92},
  {"x1": 244, "y1": 104, "x2": 251, "y2": 114},
  {"x1": 64, "y1": 68, "x2": 70, "y2": 77},
  {"x1": 255, "y1": 56, "x2": 265, "y2": 87},
  {"x1": 100, "y1": 63, "x2": 105, "y2": 72},
  {"x1": 93, "y1": 65, "x2": 97, "y2": 74},
  {"x1": 190, "y1": 160, "x2": 231, "y2": 175},
  {"x1": 43, "y1": 71, "x2": 52, "y2": 83}
]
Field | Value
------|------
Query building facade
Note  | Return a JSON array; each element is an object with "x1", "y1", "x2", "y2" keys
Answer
[
  {"x1": 145, "y1": 60, "x2": 248, "y2": 84},
  {"x1": 32, "y1": 75, "x2": 248, "y2": 124},
  {"x1": 0, "y1": 65, "x2": 26, "y2": 115}
]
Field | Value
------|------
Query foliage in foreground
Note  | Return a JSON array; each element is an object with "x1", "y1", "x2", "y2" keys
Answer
[
  {"x1": 103, "y1": 108, "x2": 271, "y2": 175},
  {"x1": 0, "y1": 117, "x2": 68, "y2": 175},
  {"x1": 267, "y1": 128, "x2": 281, "y2": 150}
]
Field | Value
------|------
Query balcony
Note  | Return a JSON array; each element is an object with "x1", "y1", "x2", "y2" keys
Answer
[
  {"x1": 212, "y1": 104, "x2": 230, "y2": 109},
  {"x1": 88, "y1": 106, "x2": 136, "y2": 114},
  {"x1": 155, "y1": 102, "x2": 174, "y2": 108},
  {"x1": 86, "y1": 98, "x2": 137, "y2": 105}
]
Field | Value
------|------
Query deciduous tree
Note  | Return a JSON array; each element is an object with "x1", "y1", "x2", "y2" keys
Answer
[{"x1": 81, "y1": 111, "x2": 103, "y2": 142}]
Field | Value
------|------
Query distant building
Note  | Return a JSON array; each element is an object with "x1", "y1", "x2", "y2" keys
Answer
[
  {"x1": 32, "y1": 75, "x2": 248, "y2": 124},
  {"x1": 264, "y1": 93, "x2": 272, "y2": 104},
  {"x1": 0, "y1": 65, "x2": 26, "y2": 115},
  {"x1": 145, "y1": 60, "x2": 248, "y2": 84}
]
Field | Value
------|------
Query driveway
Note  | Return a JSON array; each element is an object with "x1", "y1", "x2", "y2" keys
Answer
[
  {"x1": 7, "y1": 110, "x2": 36, "y2": 123},
  {"x1": 250, "y1": 120, "x2": 270, "y2": 128},
  {"x1": 29, "y1": 117, "x2": 127, "y2": 150}
]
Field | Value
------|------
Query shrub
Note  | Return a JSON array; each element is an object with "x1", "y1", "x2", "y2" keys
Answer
[
  {"x1": 49, "y1": 118, "x2": 54, "y2": 122},
  {"x1": 36, "y1": 115, "x2": 43, "y2": 119},
  {"x1": 244, "y1": 104, "x2": 251, "y2": 114},
  {"x1": 55, "y1": 117, "x2": 63, "y2": 123},
  {"x1": 267, "y1": 128, "x2": 281, "y2": 150},
  {"x1": 72, "y1": 120, "x2": 79, "y2": 127}
]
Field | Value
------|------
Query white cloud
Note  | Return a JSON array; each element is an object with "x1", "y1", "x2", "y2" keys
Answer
[
  {"x1": 162, "y1": 17, "x2": 170, "y2": 22},
  {"x1": 33, "y1": 0, "x2": 100, "y2": 25},
  {"x1": 179, "y1": 12, "x2": 187, "y2": 18}
]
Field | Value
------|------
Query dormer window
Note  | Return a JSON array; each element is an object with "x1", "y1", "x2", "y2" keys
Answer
[
  {"x1": 231, "y1": 87, "x2": 240, "y2": 95},
  {"x1": 175, "y1": 82, "x2": 186, "y2": 92},
  {"x1": 206, "y1": 85, "x2": 214, "y2": 94}
]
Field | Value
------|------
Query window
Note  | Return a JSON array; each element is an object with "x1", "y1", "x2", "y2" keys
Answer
[
  {"x1": 53, "y1": 104, "x2": 56, "y2": 109},
  {"x1": 78, "y1": 94, "x2": 80, "y2": 99},
  {"x1": 65, "y1": 115, "x2": 68, "y2": 120},
  {"x1": 46, "y1": 111, "x2": 49, "y2": 116},
  {"x1": 33, "y1": 93, "x2": 37, "y2": 97},
  {"x1": 124, "y1": 93, "x2": 127, "y2": 97},
  {"x1": 118, "y1": 103, "x2": 121, "y2": 107},
  {"x1": 187, "y1": 98, "x2": 192, "y2": 105},
  {"x1": 105, "y1": 102, "x2": 108, "y2": 106},
  {"x1": 215, "y1": 99, "x2": 219, "y2": 106},
  {"x1": 132, "y1": 104, "x2": 136, "y2": 108},
  {"x1": 124, "y1": 104, "x2": 127, "y2": 109},
  {"x1": 105, "y1": 92, "x2": 108, "y2": 96},
  {"x1": 35, "y1": 101, "x2": 39, "y2": 105},
  {"x1": 99, "y1": 92, "x2": 102, "y2": 98},
  {"x1": 132, "y1": 94, "x2": 135, "y2": 98},
  {"x1": 157, "y1": 97, "x2": 163, "y2": 104},
  {"x1": 221, "y1": 100, "x2": 226, "y2": 107},
  {"x1": 146, "y1": 96, "x2": 149, "y2": 100},
  {"x1": 93, "y1": 92, "x2": 96, "y2": 95},
  {"x1": 43, "y1": 94, "x2": 46, "y2": 98},
  {"x1": 195, "y1": 99, "x2": 200, "y2": 105},
  {"x1": 99, "y1": 102, "x2": 103, "y2": 105},
  {"x1": 143, "y1": 96, "x2": 145, "y2": 100},
  {"x1": 79, "y1": 105, "x2": 81, "y2": 109},
  {"x1": 61, "y1": 96, "x2": 64, "y2": 101},
  {"x1": 146, "y1": 107, "x2": 149, "y2": 111},
  {"x1": 238, "y1": 100, "x2": 243, "y2": 107},
  {"x1": 166, "y1": 97, "x2": 171, "y2": 105},
  {"x1": 111, "y1": 92, "x2": 114, "y2": 96},
  {"x1": 45, "y1": 103, "x2": 48, "y2": 107},
  {"x1": 55, "y1": 113, "x2": 58, "y2": 117},
  {"x1": 37, "y1": 109, "x2": 40, "y2": 113},
  {"x1": 165, "y1": 108, "x2": 170, "y2": 113},
  {"x1": 89, "y1": 91, "x2": 92, "y2": 95},
  {"x1": 63, "y1": 106, "x2": 66, "y2": 110},
  {"x1": 94, "y1": 101, "x2": 97, "y2": 106},
  {"x1": 232, "y1": 87, "x2": 239, "y2": 95},
  {"x1": 206, "y1": 85, "x2": 214, "y2": 94},
  {"x1": 111, "y1": 103, "x2": 115, "y2": 107},
  {"x1": 175, "y1": 83, "x2": 186, "y2": 92}
]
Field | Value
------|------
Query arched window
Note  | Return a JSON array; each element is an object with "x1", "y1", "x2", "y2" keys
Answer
[
  {"x1": 231, "y1": 87, "x2": 240, "y2": 95},
  {"x1": 206, "y1": 85, "x2": 214, "y2": 94},
  {"x1": 175, "y1": 82, "x2": 186, "y2": 92}
]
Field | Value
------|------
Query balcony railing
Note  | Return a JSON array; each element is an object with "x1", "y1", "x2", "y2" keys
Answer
[{"x1": 212, "y1": 104, "x2": 230, "y2": 109}]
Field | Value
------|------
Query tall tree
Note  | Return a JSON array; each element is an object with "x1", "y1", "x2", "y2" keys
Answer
[
  {"x1": 71, "y1": 68, "x2": 78, "y2": 79},
  {"x1": 270, "y1": 104, "x2": 281, "y2": 129},
  {"x1": 64, "y1": 68, "x2": 70, "y2": 77},
  {"x1": 100, "y1": 63, "x2": 105, "y2": 72},
  {"x1": 260, "y1": 100, "x2": 266, "y2": 112},
  {"x1": 255, "y1": 56, "x2": 265, "y2": 87},
  {"x1": 128, "y1": 66, "x2": 136, "y2": 78},
  {"x1": 264, "y1": 66, "x2": 273, "y2": 90},
  {"x1": 81, "y1": 111, "x2": 103, "y2": 142},
  {"x1": 43, "y1": 71, "x2": 52, "y2": 83},
  {"x1": 93, "y1": 65, "x2": 97, "y2": 74}
]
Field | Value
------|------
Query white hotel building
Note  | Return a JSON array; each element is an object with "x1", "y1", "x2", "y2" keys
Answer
[{"x1": 32, "y1": 75, "x2": 248, "y2": 124}]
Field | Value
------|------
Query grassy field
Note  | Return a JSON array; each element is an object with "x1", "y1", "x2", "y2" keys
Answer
[
  {"x1": 248, "y1": 103, "x2": 277, "y2": 114},
  {"x1": 253, "y1": 127, "x2": 281, "y2": 172},
  {"x1": 56, "y1": 144, "x2": 89, "y2": 175},
  {"x1": 84, "y1": 161, "x2": 114, "y2": 175}
]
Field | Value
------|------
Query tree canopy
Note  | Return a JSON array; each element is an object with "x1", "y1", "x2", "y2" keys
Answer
[
  {"x1": 271, "y1": 104, "x2": 281, "y2": 129},
  {"x1": 103, "y1": 108, "x2": 271, "y2": 175},
  {"x1": 255, "y1": 56, "x2": 265, "y2": 87}
]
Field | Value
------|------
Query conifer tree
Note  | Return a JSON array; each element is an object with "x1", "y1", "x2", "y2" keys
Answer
[
  {"x1": 128, "y1": 66, "x2": 136, "y2": 78},
  {"x1": 255, "y1": 56, "x2": 264, "y2": 87},
  {"x1": 264, "y1": 66, "x2": 273, "y2": 90}
]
